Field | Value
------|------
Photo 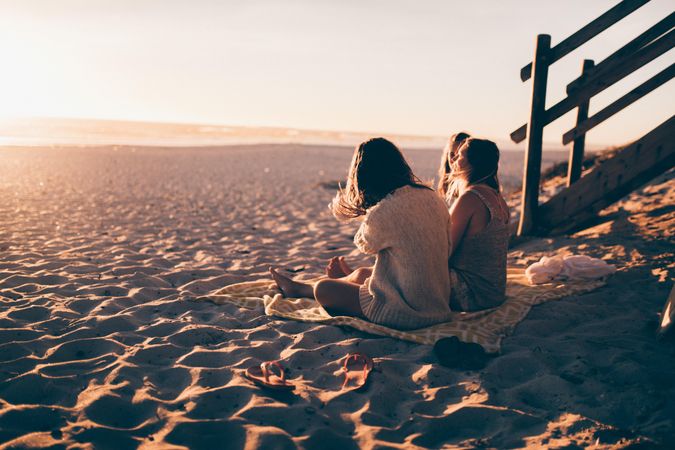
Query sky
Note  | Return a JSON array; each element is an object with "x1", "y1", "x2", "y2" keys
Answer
[{"x1": 0, "y1": 0, "x2": 672, "y2": 148}]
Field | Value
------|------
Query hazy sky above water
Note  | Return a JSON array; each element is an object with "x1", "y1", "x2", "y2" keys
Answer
[{"x1": 0, "y1": 0, "x2": 672, "y2": 147}]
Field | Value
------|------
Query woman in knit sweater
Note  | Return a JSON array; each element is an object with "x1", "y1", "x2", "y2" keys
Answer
[{"x1": 270, "y1": 138, "x2": 454, "y2": 330}]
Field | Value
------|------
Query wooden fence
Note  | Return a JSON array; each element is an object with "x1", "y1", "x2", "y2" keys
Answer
[{"x1": 511, "y1": 0, "x2": 675, "y2": 235}]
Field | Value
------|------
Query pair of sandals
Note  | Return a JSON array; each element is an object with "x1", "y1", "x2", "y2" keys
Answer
[{"x1": 244, "y1": 352, "x2": 373, "y2": 392}]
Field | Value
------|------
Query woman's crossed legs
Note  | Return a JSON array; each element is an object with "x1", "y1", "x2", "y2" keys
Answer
[{"x1": 269, "y1": 258, "x2": 372, "y2": 319}]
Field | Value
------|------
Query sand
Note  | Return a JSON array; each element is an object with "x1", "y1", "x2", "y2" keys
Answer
[{"x1": 0, "y1": 144, "x2": 673, "y2": 449}]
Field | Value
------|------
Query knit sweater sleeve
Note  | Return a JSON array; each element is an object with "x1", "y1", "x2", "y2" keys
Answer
[{"x1": 354, "y1": 203, "x2": 392, "y2": 255}]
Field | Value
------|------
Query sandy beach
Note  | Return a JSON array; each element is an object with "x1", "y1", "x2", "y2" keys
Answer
[{"x1": 0, "y1": 144, "x2": 673, "y2": 449}]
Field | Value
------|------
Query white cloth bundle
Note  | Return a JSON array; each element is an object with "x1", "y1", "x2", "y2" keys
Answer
[{"x1": 525, "y1": 255, "x2": 616, "y2": 285}]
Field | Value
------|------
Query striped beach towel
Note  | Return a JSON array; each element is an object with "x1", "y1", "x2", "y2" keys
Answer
[{"x1": 200, "y1": 268, "x2": 605, "y2": 353}]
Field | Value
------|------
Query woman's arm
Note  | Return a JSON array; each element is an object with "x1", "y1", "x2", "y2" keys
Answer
[
  {"x1": 354, "y1": 219, "x2": 389, "y2": 254},
  {"x1": 353, "y1": 204, "x2": 393, "y2": 255}
]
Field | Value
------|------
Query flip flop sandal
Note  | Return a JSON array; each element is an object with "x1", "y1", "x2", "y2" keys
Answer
[
  {"x1": 245, "y1": 360, "x2": 295, "y2": 391},
  {"x1": 341, "y1": 352, "x2": 373, "y2": 391}
]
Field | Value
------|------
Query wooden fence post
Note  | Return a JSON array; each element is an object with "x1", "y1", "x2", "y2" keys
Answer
[
  {"x1": 567, "y1": 59, "x2": 595, "y2": 186},
  {"x1": 518, "y1": 34, "x2": 551, "y2": 236}
]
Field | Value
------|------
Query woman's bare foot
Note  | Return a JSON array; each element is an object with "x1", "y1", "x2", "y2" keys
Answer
[
  {"x1": 269, "y1": 267, "x2": 314, "y2": 298},
  {"x1": 326, "y1": 257, "x2": 348, "y2": 278}
]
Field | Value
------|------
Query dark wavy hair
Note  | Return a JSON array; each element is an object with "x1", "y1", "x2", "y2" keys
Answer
[{"x1": 331, "y1": 138, "x2": 430, "y2": 220}]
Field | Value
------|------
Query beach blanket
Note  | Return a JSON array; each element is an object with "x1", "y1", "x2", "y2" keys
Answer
[{"x1": 200, "y1": 268, "x2": 606, "y2": 353}]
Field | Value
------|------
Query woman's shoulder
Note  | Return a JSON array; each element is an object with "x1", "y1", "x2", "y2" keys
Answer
[
  {"x1": 455, "y1": 186, "x2": 509, "y2": 224},
  {"x1": 453, "y1": 189, "x2": 486, "y2": 213}
]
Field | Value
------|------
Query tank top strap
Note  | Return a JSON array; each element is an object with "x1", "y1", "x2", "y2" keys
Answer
[{"x1": 465, "y1": 187, "x2": 498, "y2": 220}]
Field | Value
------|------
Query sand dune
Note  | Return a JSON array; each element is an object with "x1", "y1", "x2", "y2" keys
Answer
[{"x1": 0, "y1": 144, "x2": 672, "y2": 449}]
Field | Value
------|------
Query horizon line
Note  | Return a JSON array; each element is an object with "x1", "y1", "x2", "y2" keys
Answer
[{"x1": 0, "y1": 114, "x2": 613, "y2": 150}]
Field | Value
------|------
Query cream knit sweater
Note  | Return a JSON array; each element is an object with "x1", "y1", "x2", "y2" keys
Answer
[{"x1": 355, "y1": 185, "x2": 453, "y2": 330}]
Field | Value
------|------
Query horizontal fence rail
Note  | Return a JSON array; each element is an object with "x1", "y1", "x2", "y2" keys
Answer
[
  {"x1": 563, "y1": 62, "x2": 675, "y2": 144},
  {"x1": 566, "y1": 11, "x2": 675, "y2": 93},
  {"x1": 520, "y1": 0, "x2": 651, "y2": 81}
]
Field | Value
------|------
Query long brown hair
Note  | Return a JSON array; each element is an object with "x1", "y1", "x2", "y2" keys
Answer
[
  {"x1": 332, "y1": 138, "x2": 429, "y2": 220},
  {"x1": 446, "y1": 137, "x2": 501, "y2": 200},
  {"x1": 437, "y1": 132, "x2": 470, "y2": 198}
]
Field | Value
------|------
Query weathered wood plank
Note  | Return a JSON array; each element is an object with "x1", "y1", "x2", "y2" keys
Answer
[
  {"x1": 518, "y1": 35, "x2": 551, "y2": 236},
  {"x1": 520, "y1": 0, "x2": 651, "y2": 82},
  {"x1": 567, "y1": 11, "x2": 675, "y2": 93},
  {"x1": 567, "y1": 60, "x2": 595, "y2": 186},
  {"x1": 537, "y1": 115, "x2": 675, "y2": 234},
  {"x1": 510, "y1": 124, "x2": 527, "y2": 144},
  {"x1": 546, "y1": 29, "x2": 675, "y2": 123},
  {"x1": 563, "y1": 62, "x2": 675, "y2": 145},
  {"x1": 511, "y1": 29, "x2": 675, "y2": 144}
]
